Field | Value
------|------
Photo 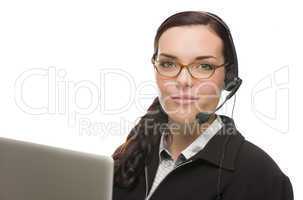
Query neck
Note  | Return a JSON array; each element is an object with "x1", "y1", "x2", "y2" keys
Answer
[{"x1": 166, "y1": 113, "x2": 217, "y2": 160}]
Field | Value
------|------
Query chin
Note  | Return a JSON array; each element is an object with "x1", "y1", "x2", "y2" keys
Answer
[
  {"x1": 167, "y1": 107, "x2": 197, "y2": 124},
  {"x1": 170, "y1": 114, "x2": 197, "y2": 125}
]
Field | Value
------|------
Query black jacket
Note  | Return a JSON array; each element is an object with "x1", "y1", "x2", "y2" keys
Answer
[{"x1": 112, "y1": 115, "x2": 294, "y2": 200}]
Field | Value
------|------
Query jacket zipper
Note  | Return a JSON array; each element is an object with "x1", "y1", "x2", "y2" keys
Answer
[{"x1": 144, "y1": 159, "x2": 194, "y2": 200}]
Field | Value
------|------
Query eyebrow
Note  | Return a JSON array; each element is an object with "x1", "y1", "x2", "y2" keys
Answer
[{"x1": 159, "y1": 53, "x2": 217, "y2": 60}]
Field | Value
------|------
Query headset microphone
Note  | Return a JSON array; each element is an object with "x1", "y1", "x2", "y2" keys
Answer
[{"x1": 195, "y1": 77, "x2": 242, "y2": 124}]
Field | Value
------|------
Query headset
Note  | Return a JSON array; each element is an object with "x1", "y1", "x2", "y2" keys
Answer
[{"x1": 195, "y1": 11, "x2": 243, "y2": 200}]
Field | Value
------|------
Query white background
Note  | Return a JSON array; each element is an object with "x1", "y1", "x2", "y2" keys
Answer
[{"x1": 0, "y1": 0, "x2": 301, "y2": 198}]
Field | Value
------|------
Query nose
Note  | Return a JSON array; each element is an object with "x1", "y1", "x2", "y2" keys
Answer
[{"x1": 176, "y1": 67, "x2": 193, "y2": 88}]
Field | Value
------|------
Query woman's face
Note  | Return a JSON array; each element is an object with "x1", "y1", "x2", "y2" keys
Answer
[{"x1": 154, "y1": 25, "x2": 225, "y2": 124}]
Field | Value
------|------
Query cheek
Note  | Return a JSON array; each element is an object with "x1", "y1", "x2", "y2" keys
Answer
[
  {"x1": 195, "y1": 80, "x2": 221, "y2": 97},
  {"x1": 155, "y1": 74, "x2": 175, "y2": 94},
  {"x1": 195, "y1": 69, "x2": 225, "y2": 97}
]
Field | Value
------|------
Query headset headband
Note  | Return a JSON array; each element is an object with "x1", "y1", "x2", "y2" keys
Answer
[{"x1": 203, "y1": 11, "x2": 240, "y2": 91}]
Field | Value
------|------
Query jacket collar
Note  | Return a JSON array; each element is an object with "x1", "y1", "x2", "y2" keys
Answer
[
  {"x1": 146, "y1": 114, "x2": 245, "y2": 187},
  {"x1": 190, "y1": 114, "x2": 245, "y2": 171}
]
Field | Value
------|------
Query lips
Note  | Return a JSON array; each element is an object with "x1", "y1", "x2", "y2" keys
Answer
[
  {"x1": 171, "y1": 95, "x2": 199, "y2": 100},
  {"x1": 170, "y1": 95, "x2": 199, "y2": 105}
]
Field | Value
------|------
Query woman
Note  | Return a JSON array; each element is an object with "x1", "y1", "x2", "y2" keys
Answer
[{"x1": 112, "y1": 11, "x2": 294, "y2": 200}]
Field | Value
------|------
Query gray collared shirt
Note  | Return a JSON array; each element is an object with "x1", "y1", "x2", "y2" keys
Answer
[{"x1": 145, "y1": 115, "x2": 223, "y2": 200}]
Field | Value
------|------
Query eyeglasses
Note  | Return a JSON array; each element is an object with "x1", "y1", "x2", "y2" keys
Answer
[{"x1": 152, "y1": 57, "x2": 228, "y2": 79}]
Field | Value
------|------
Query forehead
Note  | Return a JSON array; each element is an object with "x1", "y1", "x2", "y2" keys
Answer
[{"x1": 157, "y1": 25, "x2": 224, "y2": 62}]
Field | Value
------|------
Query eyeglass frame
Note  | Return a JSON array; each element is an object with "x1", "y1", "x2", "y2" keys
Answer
[{"x1": 151, "y1": 56, "x2": 229, "y2": 79}]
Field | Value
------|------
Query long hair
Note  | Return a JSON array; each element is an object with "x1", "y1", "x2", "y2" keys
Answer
[
  {"x1": 112, "y1": 10, "x2": 236, "y2": 188},
  {"x1": 112, "y1": 97, "x2": 168, "y2": 188}
]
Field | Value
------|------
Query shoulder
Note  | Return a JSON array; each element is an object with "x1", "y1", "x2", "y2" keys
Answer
[
  {"x1": 235, "y1": 137, "x2": 289, "y2": 181},
  {"x1": 224, "y1": 135, "x2": 294, "y2": 200}
]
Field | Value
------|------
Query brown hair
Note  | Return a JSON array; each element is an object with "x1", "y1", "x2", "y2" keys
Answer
[{"x1": 112, "y1": 10, "x2": 237, "y2": 188}]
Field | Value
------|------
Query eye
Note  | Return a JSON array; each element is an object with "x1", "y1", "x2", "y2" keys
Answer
[
  {"x1": 197, "y1": 63, "x2": 214, "y2": 70},
  {"x1": 158, "y1": 61, "x2": 176, "y2": 68}
]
